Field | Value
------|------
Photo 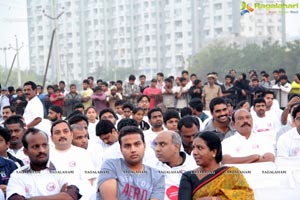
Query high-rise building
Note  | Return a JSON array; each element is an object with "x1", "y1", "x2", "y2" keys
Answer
[{"x1": 26, "y1": 0, "x2": 284, "y2": 83}]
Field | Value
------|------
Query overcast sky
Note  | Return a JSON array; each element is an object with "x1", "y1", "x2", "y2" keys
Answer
[{"x1": 0, "y1": 0, "x2": 299, "y2": 70}]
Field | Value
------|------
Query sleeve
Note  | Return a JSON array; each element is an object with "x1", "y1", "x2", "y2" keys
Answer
[
  {"x1": 150, "y1": 171, "x2": 165, "y2": 200},
  {"x1": 97, "y1": 159, "x2": 118, "y2": 190},
  {"x1": 178, "y1": 172, "x2": 193, "y2": 200},
  {"x1": 6, "y1": 171, "x2": 27, "y2": 199},
  {"x1": 276, "y1": 134, "x2": 289, "y2": 157},
  {"x1": 280, "y1": 84, "x2": 292, "y2": 93}
]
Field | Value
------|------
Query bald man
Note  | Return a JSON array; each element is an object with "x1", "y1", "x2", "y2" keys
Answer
[{"x1": 148, "y1": 130, "x2": 197, "y2": 200}]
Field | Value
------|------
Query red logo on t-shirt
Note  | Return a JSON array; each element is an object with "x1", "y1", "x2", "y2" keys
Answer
[{"x1": 166, "y1": 185, "x2": 179, "y2": 200}]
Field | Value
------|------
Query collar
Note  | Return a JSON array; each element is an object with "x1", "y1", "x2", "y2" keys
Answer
[{"x1": 21, "y1": 161, "x2": 56, "y2": 173}]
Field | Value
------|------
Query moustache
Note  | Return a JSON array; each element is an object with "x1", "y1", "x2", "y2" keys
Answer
[
  {"x1": 242, "y1": 123, "x2": 251, "y2": 127},
  {"x1": 37, "y1": 153, "x2": 47, "y2": 157},
  {"x1": 58, "y1": 137, "x2": 67, "y2": 142}
]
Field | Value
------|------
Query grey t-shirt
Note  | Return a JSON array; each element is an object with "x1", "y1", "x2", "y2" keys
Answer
[{"x1": 97, "y1": 158, "x2": 165, "y2": 200}]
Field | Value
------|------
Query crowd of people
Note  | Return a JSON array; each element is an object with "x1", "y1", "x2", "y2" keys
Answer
[{"x1": 0, "y1": 68, "x2": 299, "y2": 199}]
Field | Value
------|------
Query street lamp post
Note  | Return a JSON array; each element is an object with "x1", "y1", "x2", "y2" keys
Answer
[
  {"x1": 9, "y1": 35, "x2": 23, "y2": 87},
  {"x1": 42, "y1": 7, "x2": 64, "y2": 84}
]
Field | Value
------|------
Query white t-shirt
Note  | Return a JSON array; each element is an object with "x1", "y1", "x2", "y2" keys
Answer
[
  {"x1": 88, "y1": 120, "x2": 99, "y2": 142},
  {"x1": 252, "y1": 114, "x2": 277, "y2": 145},
  {"x1": 277, "y1": 127, "x2": 300, "y2": 157},
  {"x1": 23, "y1": 96, "x2": 44, "y2": 130},
  {"x1": 102, "y1": 142, "x2": 123, "y2": 162},
  {"x1": 87, "y1": 140, "x2": 103, "y2": 170},
  {"x1": 6, "y1": 162, "x2": 68, "y2": 199},
  {"x1": 222, "y1": 132, "x2": 274, "y2": 157},
  {"x1": 146, "y1": 152, "x2": 197, "y2": 200},
  {"x1": 7, "y1": 147, "x2": 30, "y2": 165},
  {"x1": 50, "y1": 145, "x2": 96, "y2": 199}
]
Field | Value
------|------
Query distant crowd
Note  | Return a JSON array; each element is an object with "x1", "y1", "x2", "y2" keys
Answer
[{"x1": 0, "y1": 68, "x2": 300, "y2": 199}]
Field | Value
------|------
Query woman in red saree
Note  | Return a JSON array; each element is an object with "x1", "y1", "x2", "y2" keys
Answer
[{"x1": 178, "y1": 131, "x2": 254, "y2": 200}]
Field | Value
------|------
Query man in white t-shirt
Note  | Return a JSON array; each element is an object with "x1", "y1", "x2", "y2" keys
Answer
[
  {"x1": 95, "y1": 119, "x2": 122, "y2": 161},
  {"x1": 50, "y1": 120, "x2": 96, "y2": 199},
  {"x1": 6, "y1": 128, "x2": 82, "y2": 200},
  {"x1": 277, "y1": 105, "x2": 300, "y2": 157},
  {"x1": 147, "y1": 130, "x2": 197, "y2": 200},
  {"x1": 22, "y1": 81, "x2": 44, "y2": 129},
  {"x1": 252, "y1": 98, "x2": 277, "y2": 145},
  {"x1": 222, "y1": 108, "x2": 275, "y2": 164}
]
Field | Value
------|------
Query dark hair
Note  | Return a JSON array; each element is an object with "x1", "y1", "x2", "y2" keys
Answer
[
  {"x1": 178, "y1": 116, "x2": 200, "y2": 131},
  {"x1": 292, "y1": 105, "x2": 300, "y2": 119},
  {"x1": 94, "y1": 86, "x2": 102, "y2": 91},
  {"x1": 102, "y1": 82, "x2": 108, "y2": 87},
  {"x1": 116, "y1": 80, "x2": 123, "y2": 84},
  {"x1": 118, "y1": 126, "x2": 144, "y2": 146},
  {"x1": 3, "y1": 105, "x2": 16, "y2": 113},
  {"x1": 190, "y1": 73, "x2": 197, "y2": 78},
  {"x1": 50, "y1": 120, "x2": 71, "y2": 135},
  {"x1": 47, "y1": 85, "x2": 54, "y2": 90},
  {"x1": 163, "y1": 109, "x2": 180, "y2": 124},
  {"x1": 262, "y1": 90, "x2": 275, "y2": 98},
  {"x1": 117, "y1": 118, "x2": 138, "y2": 132},
  {"x1": 74, "y1": 103, "x2": 85, "y2": 109},
  {"x1": 83, "y1": 79, "x2": 89, "y2": 84},
  {"x1": 97, "y1": 79, "x2": 103, "y2": 84},
  {"x1": 36, "y1": 85, "x2": 43, "y2": 89},
  {"x1": 262, "y1": 73, "x2": 270, "y2": 78},
  {"x1": 224, "y1": 98, "x2": 233, "y2": 107},
  {"x1": 132, "y1": 107, "x2": 144, "y2": 115},
  {"x1": 4, "y1": 115, "x2": 25, "y2": 128},
  {"x1": 252, "y1": 78, "x2": 259, "y2": 82},
  {"x1": 69, "y1": 83, "x2": 76, "y2": 88},
  {"x1": 59, "y1": 80, "x2": 65, "y2": 85},
  {"x1": 66, "y1": 110, "x2": 83, "y2": 120},
  {"x1": 193, "y1": 79, "x2": 201, "y2": 86},
  {"x1": 273, "y1": 70, "x2": 279, "y2": 74},
  {"x1": 85, "y1": 106, "x2": 97, "y2": 115},
  {"x1": 96, "y1": 119, "x2": 116, "y2": 136},
  {"x1": 137, "y1": 95, "x2": 150, "y2": 103},
  {"x1": 115, "y1": 100, "x2": 124, "y2": 107},
  {"x1": 180, "y1": 77, "x2": 187, "y2": 82},
  {"x1": 279, "y1": 75, "x2": 288, "y2": 81},
  {"x1": 278, "y1": 68, "x2": 286, "y2": 73},
  {"x1": 164, "y1": 78, "x2": 173, "y2": 84},
  {"x1": 148, "y1": 107, "x2": 163, "y2": 119},
  {"x1": 22, "y1": 128, "x2": 48, "y2": 149},
  {"x1": 189, "y1": 98, "x2": 203, "y2": 109},
  {"x1": 181, "y1": 70, "x2": 189, "y2": 75},
  {"x1": 23, "y1": 81, "x2": 37, "y2": 90},
  {"x1": 194, "y1": 131, "x2": 222, "y2": 163},
  {"x1": 122, "y1": 103, "x2": 134, "y2": 111},
  {"x1": 139, "y1": 74, "x2": 146, "y2": 79},
  {"x1": 129, "y1": 75, "x2": 136, "y2": 81},
  {"x1": 157, "y1": 72, "x2": 164, "y2": 77},
  {"x1": 180, "y1": 107, "x2": 193, "y2": 117},
  {"x1": 236, "y1": 100, "x2": 249, "y2": 109},
  {"x1": 0, "y1": 127, "x2": 11, "y2": 143},
  {"x1": 49, "y1": 105, "x2": 63, "y2": 115},
  {"x1": 253, "y1": 98, "x2": 266, "y2": 107},
  {"x1": 68, "y1": 114, "x2": 89, "y2": 126},
  {"x1": 87, "y1": 76, "x2": 94, "y2": 81},
  {"x1": 99, "y1": 108, "x2": 118, "y2": 120},
  {"x1": 8, "y1": 86, "x2": 15, "y2": 93},
  {"x1": 209, "y1": 97, "x2": 226, "y2": 113},
  {"x1": 16, "y1": 87, "x2": 22, "y2": 92}
]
